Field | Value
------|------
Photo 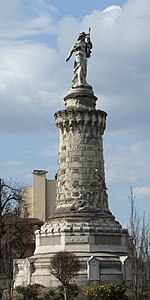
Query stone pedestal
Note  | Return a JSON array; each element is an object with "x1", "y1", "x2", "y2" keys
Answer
[
  {"x1": 14, "y1": 218, "x2": 128, "y2": 287},
  {"x1": 14, "y1": 86, "x2": 128, "y2": 288}
]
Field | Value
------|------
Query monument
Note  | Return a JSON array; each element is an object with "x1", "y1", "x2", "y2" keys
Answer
[{"x1": 14, "y1": 30, "x2": 128, "y2": 287}]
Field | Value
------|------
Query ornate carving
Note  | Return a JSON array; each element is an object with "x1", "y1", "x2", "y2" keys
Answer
[
  {"x1": 55, "y1": 109, "x2": 107, "y2": 135},
  {"x1": 70, "y1": 168, "x2": 109, "y2": 212}
]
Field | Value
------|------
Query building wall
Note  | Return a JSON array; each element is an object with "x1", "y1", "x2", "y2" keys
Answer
[
  {"x1": 32, "y1": 170, "x2": 47, "y2": 221},
  {"x1": 24, "y1": 170, "x2": 56, "y2": 222},
  {"x1": 46, "y1": 179, "x2": 56, "y2": 219},
  {"x1": 22, "y1": 186, "x2": 33, "y2": 217}
]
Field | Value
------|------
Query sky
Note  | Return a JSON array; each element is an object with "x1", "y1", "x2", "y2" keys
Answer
[{"x1": 0, "y1": 0, "x2": 150, "y2": 226}]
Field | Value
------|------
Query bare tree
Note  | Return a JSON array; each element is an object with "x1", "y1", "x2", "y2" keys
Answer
[
  {"x1": 127, "y1": 186, "x2": 150, "y2": 300},
  {"x1": 0, "y1": 178, "x2": 29, "y2": 300},
  {"x1": 50, "y1": 251, "x2": 80, "y2": 300}
]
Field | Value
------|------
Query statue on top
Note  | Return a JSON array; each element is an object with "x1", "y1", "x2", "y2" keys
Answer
[{"x1": 66, "y1": 28, "x2": 92, "y2": 88}]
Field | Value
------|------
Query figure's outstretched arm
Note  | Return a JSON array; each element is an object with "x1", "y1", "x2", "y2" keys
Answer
[
  {"x1": 66, "y1": 49, "x2": 74, "y2": 62},
  {"x1": 66, "y1": 43, "x2": 76, "y2": 62}
]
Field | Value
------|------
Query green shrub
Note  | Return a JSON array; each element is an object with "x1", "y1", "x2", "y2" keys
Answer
[
  {"x1": 15, "y1": 283, "x2": 79, "y2": 300},
  {"x1": 85, "y1": 284, "x2": 128, "y2": 300},
  {"x1": 15, "y1": 283, "x2": 45, "y2": 300}
]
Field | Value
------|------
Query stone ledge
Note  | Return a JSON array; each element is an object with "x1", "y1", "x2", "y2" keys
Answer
[{"x1": 64, "y1": 86, "x2": 95, "y2": 98}]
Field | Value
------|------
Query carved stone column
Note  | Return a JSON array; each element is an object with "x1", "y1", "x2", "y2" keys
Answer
[{"x1": 54, "y1": 87, "x2": 109, "y2": 214}]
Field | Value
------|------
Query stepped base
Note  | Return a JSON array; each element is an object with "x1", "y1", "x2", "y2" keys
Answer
[
  {"x1": 14, "y1": 253, "x2": 124, "y2": 288},
  {"x1": 14, "y1": 217, "x2": 128, "y2": 288}
]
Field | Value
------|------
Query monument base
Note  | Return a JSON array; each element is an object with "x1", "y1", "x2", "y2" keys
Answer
[{"x1": 14, "y1": 216, "x2": 128, "y2": 287}]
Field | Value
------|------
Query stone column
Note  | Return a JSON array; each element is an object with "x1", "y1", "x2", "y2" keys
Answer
[{"x1": 54, "y1": 87, "x2": 109, "y2": 214}]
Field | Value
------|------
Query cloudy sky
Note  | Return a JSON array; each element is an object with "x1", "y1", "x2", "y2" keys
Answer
[{"x1": 0, "y1": 0, "x2": 150, "y2": 225}]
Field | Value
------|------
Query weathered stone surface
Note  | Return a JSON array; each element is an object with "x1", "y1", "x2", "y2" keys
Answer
[
  {"x1": 87, "y1": 256, "x2": 100, "y2": 281},
  {"x1": 54, "y1": 95, "x2": 108, "y2": 214},
  {"x1": 14, "y1": 219, "x2": 128, "y2": 287}
]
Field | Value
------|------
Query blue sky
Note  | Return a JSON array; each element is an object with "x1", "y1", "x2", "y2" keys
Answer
[{"x1": 0, "y1": 0, "x2": 150, "y2": 226}]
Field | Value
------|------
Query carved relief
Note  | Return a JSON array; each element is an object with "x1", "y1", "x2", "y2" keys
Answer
[
  {"x1": 70, "y1": 167, "x2": 109, "y2": 212},
  {"x1": 55, "y1": 105, "x2": 108, "y2": 213}
]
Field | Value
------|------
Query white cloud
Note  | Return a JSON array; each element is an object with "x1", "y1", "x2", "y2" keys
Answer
[
  {"x1": 103, "y1": 5, "x2": 122, "y2": 13},
  {"x1": 0, "y1": 0, "x2": 57, "y2": 41},
  {"x1": 0, "y1": 43, "x2": 64, "y2": 135},
  {"x1": 31, "y1": 0, "x2": 58, "y2": 14}
]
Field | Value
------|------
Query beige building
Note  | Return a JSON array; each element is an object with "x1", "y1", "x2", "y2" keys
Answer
[{"x1": 24, "y1": 170, "x2": 56, "y2": 222}]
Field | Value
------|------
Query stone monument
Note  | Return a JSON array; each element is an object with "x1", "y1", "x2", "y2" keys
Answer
[{"x1": 14, "y1": 30, "x2": 128, "y2": 287}]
